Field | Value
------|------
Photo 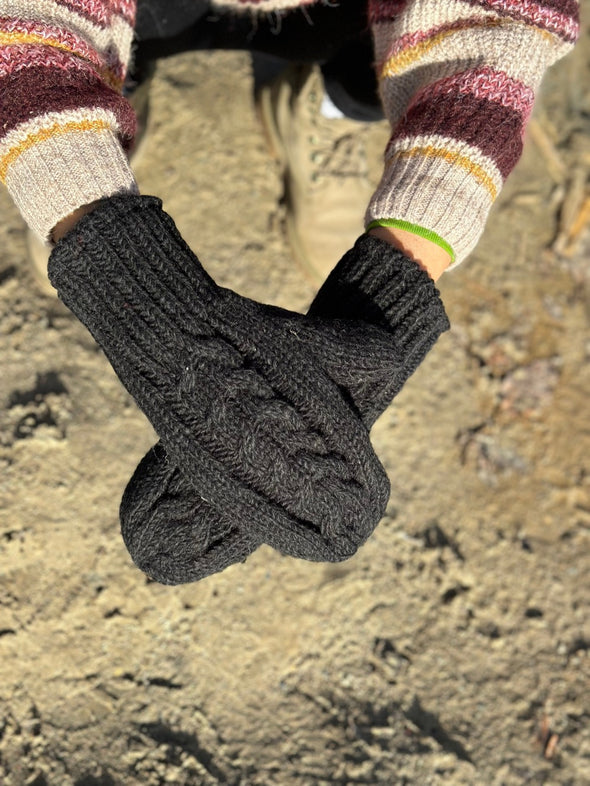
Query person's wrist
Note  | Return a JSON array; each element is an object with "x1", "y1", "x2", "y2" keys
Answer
[
  {"x1": 51, "y1": 201, "x2": 101, "y2": 244},
  {"x1": 367, "y1": 225, "x2": 451, "y2": 282}
]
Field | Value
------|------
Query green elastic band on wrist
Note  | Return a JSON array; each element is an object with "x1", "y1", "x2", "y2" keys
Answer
[{"x1": 366, "y1": 219, "x2": 456, "y2": 265}]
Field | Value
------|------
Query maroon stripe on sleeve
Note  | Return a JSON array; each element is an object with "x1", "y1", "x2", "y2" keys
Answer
[
  {"x1": 489, "y1": 0, "x2": 579, "y2": 16},
  {"x1": 109, "y1": 0, "x2": 136, "y2": 25},
  {"x1": 388, "y1": 89, "x2": 525, "y2": 178},
  {"x1": 0, "y1": 43, "x2": 100, "y2": 80},
  {"x1": 536, "y1": 0, "x2": 579, "y2": 14},
  {"x1": 0, "y1": 65, "x2": 136, "y2": 146}
]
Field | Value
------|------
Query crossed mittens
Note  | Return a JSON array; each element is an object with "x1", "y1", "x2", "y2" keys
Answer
[{"x1": 48, "y1": 195, "x2": 449, "y2": 584}]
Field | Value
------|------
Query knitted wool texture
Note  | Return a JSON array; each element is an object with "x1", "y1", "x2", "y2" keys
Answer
[
  {"x1": 48, "y1": 195, "x2": 449, "y2": 584},
  {"x1": 0, "y1": 1, "x2": 580, "y2": 258}
]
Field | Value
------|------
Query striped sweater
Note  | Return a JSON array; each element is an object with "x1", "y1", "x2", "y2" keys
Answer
[{"x1": 0, "y1": 1, "x2": 580, "y2": 266}]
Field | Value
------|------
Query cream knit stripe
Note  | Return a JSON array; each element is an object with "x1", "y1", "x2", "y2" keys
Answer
[
  {"x1": 380, "y1": 21, "x2": 573, "y2": 77},
  {"x1": 53, "y1": 0, "x2": 135, "y2": 27},
  {"x1": 383, "y1": 22, "x2": 569, "y2": 85},
  {"x1": 372, "y1": 0, "x2": 497, "y2": 62},
  {"x1": 0, "y1": 106, "x2": 124, "y2": 174},
  {"x1": 6, "y1": 128, "x2": 137, "y2": 241},
  {"x1": 383, "y1": 134, "x2": 504, "y2": 198},
  {"x1": 371, "y1": 0, "x2": 577, "y2": 63},
  {"x1": 464, "y1": 0, "x2": 579, "y2": 41}
]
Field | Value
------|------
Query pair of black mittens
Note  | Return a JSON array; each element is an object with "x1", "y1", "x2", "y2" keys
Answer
[{"x1": 48, "y1": 195, "x2": 449, "y2": 584}]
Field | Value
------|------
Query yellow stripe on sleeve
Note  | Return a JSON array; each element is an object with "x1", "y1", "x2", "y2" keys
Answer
[
  {"x1": 386, "y1": 145, "x2": 499, "y2": 200},
  {"x1": 0, "y1": 118, "x2": 111, "y2": 181}
]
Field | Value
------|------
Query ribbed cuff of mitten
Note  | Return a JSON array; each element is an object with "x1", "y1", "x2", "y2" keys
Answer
[
  {"x1": 309, "y1": 233, "x2": 450, "y2": 422},
  {"x1": 3, "y1": 127, "x2": 138, "y2": 242},
  {"x1": 310, "y1": 233, "x2": 449, "y2": 334}
]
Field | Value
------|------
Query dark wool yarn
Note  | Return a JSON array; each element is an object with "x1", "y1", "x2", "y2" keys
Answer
[{"x1": 48, "y1": 195, "x2": 449, "y2": 584}]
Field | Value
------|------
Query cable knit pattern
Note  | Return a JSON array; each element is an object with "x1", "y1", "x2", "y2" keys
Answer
[
  {"x1": 48, "y1": 195, "x2": 450, "y2": 584},
  {"x1": 0, "y1": 0, "x2": 579, "y2": 257},
  {"x1": 0, "y1": 0, "x2": 138, "y2": 240}
]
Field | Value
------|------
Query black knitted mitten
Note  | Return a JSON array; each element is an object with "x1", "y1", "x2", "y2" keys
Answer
[{"x1": 49, "y1": 195, "x2": 449, "y2": 584}]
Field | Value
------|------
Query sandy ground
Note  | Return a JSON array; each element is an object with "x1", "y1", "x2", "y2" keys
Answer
[{"x1": 1, "y1": 13, "x2": 589, "y2": 786}]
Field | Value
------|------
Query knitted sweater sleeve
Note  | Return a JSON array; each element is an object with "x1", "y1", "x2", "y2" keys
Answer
[
  {"x1": 0, "y1": 0, "x2": 138, "y2": 241},
  {"x1": 366, "y1": 0, "x2": 580, "y2": 266}
]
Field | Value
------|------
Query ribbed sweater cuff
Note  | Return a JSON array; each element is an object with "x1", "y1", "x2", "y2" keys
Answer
[
  {"x1": 5, "y1": 128, "x2": 138, "y2": 242},
  {"x1": 365, "y1": 149, "x2": 498, "y2": 268}
]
